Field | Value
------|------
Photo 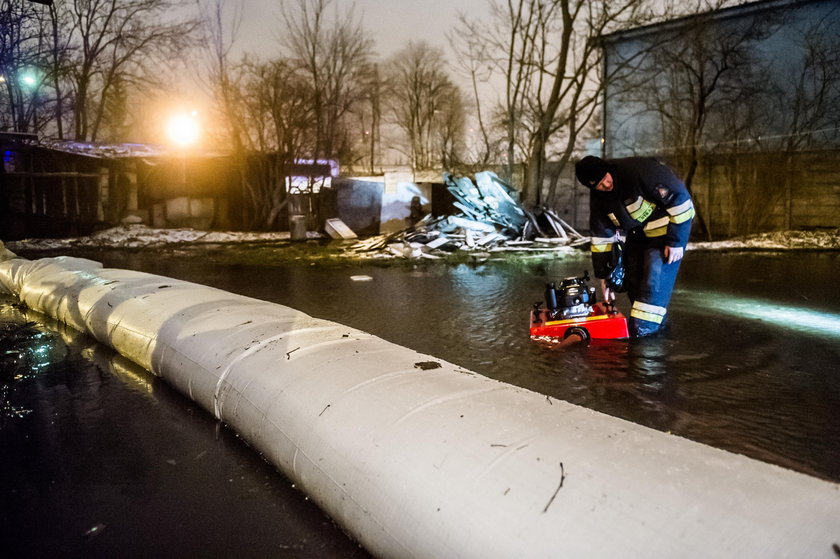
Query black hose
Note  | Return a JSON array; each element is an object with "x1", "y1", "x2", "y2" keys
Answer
[{"x1": 562, "y1": 327, "x2": 591, "y2": 346}]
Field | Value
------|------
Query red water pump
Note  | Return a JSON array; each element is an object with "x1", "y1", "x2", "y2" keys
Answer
[{"x1": 529, "y1": 272, "x2": 629, "y2": 342}]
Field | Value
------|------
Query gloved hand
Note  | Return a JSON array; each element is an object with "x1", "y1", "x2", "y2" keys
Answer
[
  {"x1": 664, "y1": 245, "x2": 684, "y2": 264},
  {"x1": 600, "y1": 278, "x2": 615, "y2": 303}
]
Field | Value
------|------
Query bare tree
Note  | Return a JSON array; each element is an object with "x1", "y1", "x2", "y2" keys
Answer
[
  {"x1": 44, "y1": 0, "x2": 73, "y2": 138},
  {"x1": 99, "y1": 72, "x2": 128, "y2": 141},
  {"x1": 201, "y1": 0, "x2": 271, "y2": 229},
  {"x1": 714, "y1": 7, "x2": 840, "y2": 235},
  {"x1": 201, "y1": 0, "x2": 320, "y2": 230},
  {"x1": 280, "y1": 0, "x2": 373, "y2": 164},
  {"x1": 457, "y1": 0, "x2": 648, "y2": 207},
  {"x1": 447, "y1": 23, "x2": 494, "y2": 166},
  {"x1": 436, "y1": 84, "x2": 468, "y2": 170},
  {"x1": 1, "y1": 0, "x2": 74, "y2": 137},
  {"x1": 65, "y1": 0, "x2": 199, "y2": 141},
  {"x1": 0, "y1": 0, "x2": 51, "y2": 133},
  {"x1": 2, "y1": 0, "x2": 198, "y2": 140},
  {"x1": 340, "y1": 60, "x2": 384, "y2": 173},
  {"x1": 203, "y1": 0, "x2": 246, "y2": 153},
  {"x1": 362, "y1": 64, "x2": 384, "y2": 173},
  {"x1": 455, "y1": 2, "x2": 535, "y2": 184},
  {"x1": 243, "y1": 56, "x2": 316, "y2": 228},
  {"x1": 385, "y1": 40, "x2": 465, "y2": 172},
  {"x1": 615, "y1": 5, "x2": 780, "y2": 239},
  {"x1": 759, "y1": 10, "x2": 840, "y2": 230}
]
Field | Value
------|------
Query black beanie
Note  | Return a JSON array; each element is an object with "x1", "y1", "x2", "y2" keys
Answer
[{"x1": 575, "y1": 156, "x2": 609, "y2": 188}]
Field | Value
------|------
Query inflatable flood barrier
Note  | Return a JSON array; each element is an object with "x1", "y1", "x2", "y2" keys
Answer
[{"x1": 1, "y1": 254, "x2": 838, "y2": 558}]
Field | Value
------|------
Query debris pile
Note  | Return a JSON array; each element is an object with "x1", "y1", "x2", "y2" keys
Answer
[{"x1": 348, "y1": 171, "x2": 587, "y2": 260}]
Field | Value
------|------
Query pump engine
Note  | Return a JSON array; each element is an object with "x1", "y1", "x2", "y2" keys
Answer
[
  {"x1": 543, "y1": 271, "x2": 597, "y2": 320},
  {"x1": 530, "y1": 271, "x2": 629, "y2": 341}
]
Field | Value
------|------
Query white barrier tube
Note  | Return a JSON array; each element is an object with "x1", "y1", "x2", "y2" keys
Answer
[{"x1": 1, "y1": 255, "x2": 838, "y2": 558}]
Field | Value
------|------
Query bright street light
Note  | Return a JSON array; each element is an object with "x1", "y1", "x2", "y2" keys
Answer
[
  {"x1": 166, "y1": 112, "x2": 200, "y2": 148},
  {"x1": 19, "y1": 70, "x2": 38, "y2": 88}
]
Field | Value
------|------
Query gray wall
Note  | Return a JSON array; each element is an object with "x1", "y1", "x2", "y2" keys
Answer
[{"x1": 598, "y1": 0, "x2": 840, "y2": 235}]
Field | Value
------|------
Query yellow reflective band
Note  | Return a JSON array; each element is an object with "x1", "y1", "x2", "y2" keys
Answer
[
  {"x1": 643, "y1": 216, "x2": 669, "y2": 237},
  {"x1": 544, "y1": 314, "x2": 613, "y2": 327},
  {"x1": 626, "y1": 196, "x2": 645, "y2": 212},
  {"x1": 632, "y1": 301, "x2": 667, "y2": 323},
  {"x1": 627, "y1": 197, "x2": 655, "y2": 222},
  {"x1": 667, "y1": 200, "x2": 693, "y2": 216},
  {"x1": 669, "y1": 206, "x2": 695, "y2": 224},
  {"x1": 630, "y1": 308, "x2": 665, "y2": 324},
  {"x1": 591, "y1": 236, "x2": 615, "y2": 252},
  {"x1": 634, "y1": 301, "x2": 666, "y2": 313},
  {"x1": 645, "y1": 216, "x2": 670, "y2": 229}
]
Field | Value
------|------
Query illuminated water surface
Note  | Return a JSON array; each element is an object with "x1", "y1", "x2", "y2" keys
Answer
[{"x1": 2, "y1": 247, "x2": 838, "y2": 556}]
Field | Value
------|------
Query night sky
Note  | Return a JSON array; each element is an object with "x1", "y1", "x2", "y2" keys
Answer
[{"x1": 232, "y1": 0, "x2": 490, "y2": 58}]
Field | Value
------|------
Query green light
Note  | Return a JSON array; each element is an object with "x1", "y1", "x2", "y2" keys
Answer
[{"x1": 19, "y1": 71, "x2": 38, "y2": 88}]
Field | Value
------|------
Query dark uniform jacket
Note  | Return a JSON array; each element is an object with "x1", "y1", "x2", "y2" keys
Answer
[{"x1": 589, "y1": 157, "x2": 694, "y2": 278}]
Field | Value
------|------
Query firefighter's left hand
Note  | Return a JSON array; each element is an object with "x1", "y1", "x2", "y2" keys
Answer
[{"x1": 664, "y1": 246, "x2": 684, "y2": 264}]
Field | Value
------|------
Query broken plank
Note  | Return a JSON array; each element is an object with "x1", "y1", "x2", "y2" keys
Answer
[
  {"x1": 449, "y1": 216, "x2": 497, "y2": 233},
  {"x1": 425, "y1": 236, "x2": 451, "y2": 249}
]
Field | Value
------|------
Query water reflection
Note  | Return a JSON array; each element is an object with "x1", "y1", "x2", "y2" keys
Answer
[
  {"x1": 678, "y1": 289, "x2": 840, "y2": 340},
  {"x1": 18, "y1": 248, "x2": 840, "y2": 483},
  {"x1": 530, "y1": 337, "x2": 682, "y2": 431},
  {"x1": 1, "y1": 303, "x2": 67, "y2": 422},
  {"x1": 0, "y1": 297, "x2": 372, "y2": 558}
]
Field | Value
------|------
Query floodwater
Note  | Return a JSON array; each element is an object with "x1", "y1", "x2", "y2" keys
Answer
[
  {"x1": 0, "y1": 301, "x2": 372, "y2": 558},
  {"x1": 3, "y1": 245, "x2": 840, "y2": 555}
]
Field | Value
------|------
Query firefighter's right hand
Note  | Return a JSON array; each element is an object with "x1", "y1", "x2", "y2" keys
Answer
[{"x1": 600, "y1": 279, "x2": 615, "y2": 303}]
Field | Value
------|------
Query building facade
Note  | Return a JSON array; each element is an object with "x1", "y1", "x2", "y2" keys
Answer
[{"x1": 600, "y1": 0, "x2": 840, "y2": 237}]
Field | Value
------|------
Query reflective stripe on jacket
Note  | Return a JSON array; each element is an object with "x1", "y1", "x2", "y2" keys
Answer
[{"x1": 588, "y1": 157, "x2": 694, "y2": 278}]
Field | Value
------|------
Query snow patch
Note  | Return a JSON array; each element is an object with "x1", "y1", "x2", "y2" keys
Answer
[
  {"x1": 4, "y1": 225, "x2": 838, "y2": 253},
  {"x1": 5, "y1": 225, "x2": 322, "y2": 251},
  {"x1": 688, "y1": 229, "x2": 840, "y2": 251}
]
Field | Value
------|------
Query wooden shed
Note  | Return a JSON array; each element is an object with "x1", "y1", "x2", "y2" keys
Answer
[{"x1": 0, "y1": 135, "x2": 239, "y2": 241}]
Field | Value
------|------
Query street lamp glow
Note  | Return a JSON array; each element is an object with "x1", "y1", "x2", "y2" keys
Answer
[
  {"x1": 166, "y1": 113, "x2": 200, "y2": 147},
  {"x1": 20, "y1": 72, "x2": 37, "y2": 87}
]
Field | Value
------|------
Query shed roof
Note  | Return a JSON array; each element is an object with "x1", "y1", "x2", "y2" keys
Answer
[
  {"x1": 0, "y1": 132, "x2": 38, "y2": 149},
  {"x1": 601, "y1": 0, "x2": 826, "y2": 45}
]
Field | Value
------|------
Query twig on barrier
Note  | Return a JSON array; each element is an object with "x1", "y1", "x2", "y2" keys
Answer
[
  {"x1": 286, "y1": 347, "x2": 300, "y2": 359},
  {"x1": 543, "y1": 462, "x2": 566, "y2": 513}
]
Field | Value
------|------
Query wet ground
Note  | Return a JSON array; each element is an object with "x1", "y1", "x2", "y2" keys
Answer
[
  {"x1": 2, "y1": 244, "x2": 840, "y2": 556},
  {"x1": 0, "y1": 301, "x2": 371, "y2": 558}
]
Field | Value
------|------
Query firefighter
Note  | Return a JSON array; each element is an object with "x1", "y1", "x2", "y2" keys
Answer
[{"x1": 575, "y1": 155, "x2": 695, "y2": 337}]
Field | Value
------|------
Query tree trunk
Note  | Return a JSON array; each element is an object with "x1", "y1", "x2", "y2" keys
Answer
[
  {"x1": 49, "y1": 4, "x2": 64, "y2": 139},
  {"x1": 74, "y1": 76, "x2": 89, "y2": 140},
  {"x1": 545, "y1": 164, "x2": 563, "y2": 208},
  {"x1": 683, "y1": 155, "x2": 712, "y2": 241},
  {"x1": 523, "y1": 134, "x2": 546, "y2": 207}
]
